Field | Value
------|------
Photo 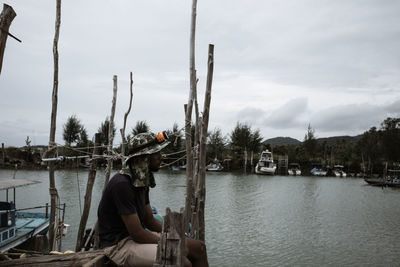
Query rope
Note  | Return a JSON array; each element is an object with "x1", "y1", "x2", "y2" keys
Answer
[{"x1": 160, "y1": 154, "x2": 187, "y2": 169}]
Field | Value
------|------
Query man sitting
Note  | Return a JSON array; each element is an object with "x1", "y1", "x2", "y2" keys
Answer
[{"x1": 98, "y1": 131, "x2": 209, "y2": 267}]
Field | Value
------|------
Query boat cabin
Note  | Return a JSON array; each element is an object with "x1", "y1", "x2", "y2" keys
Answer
[{"x1": 0, "y1": 178, "x2": 49, "y2": 252}]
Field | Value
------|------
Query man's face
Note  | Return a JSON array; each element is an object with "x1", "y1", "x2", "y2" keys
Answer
[{"x1": 149, "y1": 152, "x2": 162, "y2": 172}]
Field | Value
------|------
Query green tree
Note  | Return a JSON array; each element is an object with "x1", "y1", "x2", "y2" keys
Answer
[
  {"x1": 380, "y1": 117, "x2": 400, "y2": 162},
  {"x1": 303, "y1": 124, "x2": 317, "y2": 159},
  {"x1": 230, "y1": 122, "x2": 251, "y2": 153},
  {"x1": 77, "y1": 126, "x2": 89, "y2": 147},
  {"x1": 207, "y1": 127, "x2": 226, "y2": 161},
  {"x1": 63, "y1": 115, "x2": 83, "y2": 146},
  {"x1": 356, "y1": 126, "x2": 381, "y2": 173},
  {"x1": 249, "y1": 129, "x2": 263, "y2": 154},
  {"x1": 98, "y1": 117, "x2": 116, "y2": 145}
]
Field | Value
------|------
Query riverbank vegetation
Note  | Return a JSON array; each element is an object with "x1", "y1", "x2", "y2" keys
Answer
[{"x1": 1, "y1": 117, "x2": 399, "y2": 175}]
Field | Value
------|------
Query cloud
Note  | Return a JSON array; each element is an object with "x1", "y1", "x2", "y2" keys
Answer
[
  {"x1": 263, "y1": 98, "x2": 308, "y2": 129},
  {"x1": 311, "y1": 99, "x2": 400, "y2": 135}
]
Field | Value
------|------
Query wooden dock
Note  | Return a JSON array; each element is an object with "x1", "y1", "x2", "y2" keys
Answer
[{"x1": 0, "y1": 250, "x2": 108, "y2": 267}]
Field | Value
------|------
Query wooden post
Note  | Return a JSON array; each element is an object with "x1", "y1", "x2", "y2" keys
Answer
[
  {"x1": 120, "y1": 72, "x2": 134, "y2": 168},
  {"x1": 184, "y1": 0, "x2": 198, "y2": 235},
  {"x1": 196, "y1": 44, "x2": 214, "y2": 242},
  {"x1": 93, "y1": 75, "x2": 118, "y2": 249},
  {"x1": 153, "y1": 208, "x2": 185, "y2": 267},
  {"x1": 48, "y1": 0, "x2": 61, "y2": 251},
  {"x1": 103, "y1": 75, "x2": 118, "y2": 187},
  {"x1": 1, "y1": 143, "x2": 4, "y2": 168},
  {"x1": 75, "y1": 133, "x2": 100, "y2": 252},
  {"x1": 0, "y1": 4, "x2": 16, "y2": 75},
  {"x1": 244, "y1": 149, "x2": 247, "y2": 173}
]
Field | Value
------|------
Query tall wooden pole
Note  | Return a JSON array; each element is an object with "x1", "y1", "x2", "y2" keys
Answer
[
  {"x1": 0, "y1": 4, "x2": 16, "y2": 75},
  {"x1": 93, "y1": 75, "x2": 118, "y2": 249},
  {"x1": 120, "y1": 72, "x2": 134, "y2": 168},
  {"x1": 103, "y1": 75, "x2": 118, "y2": 187},
  {"x1": 1, "y1": 143, "x2": 4, "y2": 168},
  {"x1": 184, "y1": 0, "x2": 198, "y2": 232},
  {"x1": 197, "y1": 44, "x2": 214, "y2": 241},
  {"x1": 48, "y1": 0, "x2": 61, "y2": 251},
  {"x1": 75, "y1": 133, "x2": 100, "y2": 252}
]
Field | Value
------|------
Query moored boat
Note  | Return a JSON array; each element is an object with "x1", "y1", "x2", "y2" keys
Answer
[
  {"x1": 332, "y1": 165, "x2": 347, "y2": 177},
  {"x1": 0, "y1": 178, "x2": 51, "y2": 252},
  {"x1": 310, "y1": 163, "x2": 327, "y2": 176},
  {"x1": 255, "y1": 150, "x2": 276, "y2": 175},
  {"x1": 364, "y1": 169, "x2": 400, "y2": 188},
  {"x1": 288, "y1": 163, "x2": 301, "y2": 176},
  {"x1": 206, "y1": 162, "x2": 223, "y2": 172}
]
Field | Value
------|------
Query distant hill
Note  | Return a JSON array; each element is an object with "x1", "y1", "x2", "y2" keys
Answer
[
  {"x1": 263, "y1": 135, "x2": 363, "y2": 147},
  {"x1": 263, "y1": 137, "x2": 301, "y2": 146}
]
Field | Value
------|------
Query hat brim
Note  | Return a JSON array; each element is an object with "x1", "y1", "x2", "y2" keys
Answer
[{"x1": 125, "y1": 141, "x2": 170, "y2": 163}]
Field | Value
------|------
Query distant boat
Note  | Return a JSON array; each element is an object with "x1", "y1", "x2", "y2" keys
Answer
[
  {"x1": 364, "y1": 169, "x2": 400, "y2": 188},
  {"x1": 310, "y1": 163, "x2": 327, "y2": 176},
  {"x1": 255, "y1": 150, "x2": 276, "y2": 175},
  {"x1": 288, "y1": 163, "x2": 301, "y2": 176},
  {"x1": 0, "y1": 178, "x2": 50, "y2": 252},
  {"x1": 171, "y1": 165, "x2": 181, "y2": 171},
  {"x1": 332, "y1": 165, "x2": 347, "y2": 177},
  {"x1": 206, "y1": 162, "x2": 224, "y2": 172}
]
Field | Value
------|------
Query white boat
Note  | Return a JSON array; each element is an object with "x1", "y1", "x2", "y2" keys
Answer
[
  {"x1": 206, "y1": 162, "x2": 223, "y2": 172},
  {"x1": 255, "y1": 150, "x2": 276, "y2": 175},
  {"x1": 332, "y1": 165, "x2": 347, "y2": 177},
  {"x1": 310, "y1": 164, "x2": 327, "y2": 176},
  {"x1": 288, "y1": 163, "x2": 301, "y2": 176}
]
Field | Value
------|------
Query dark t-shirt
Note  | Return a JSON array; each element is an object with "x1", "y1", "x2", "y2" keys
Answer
[{"x1": 97, "y1": 173, "x2": 150, "y2": 248}]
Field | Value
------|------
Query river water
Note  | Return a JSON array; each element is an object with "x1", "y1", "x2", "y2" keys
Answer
[{"x1": 0, "y1": 169, "x2": 399, "y2": 266}]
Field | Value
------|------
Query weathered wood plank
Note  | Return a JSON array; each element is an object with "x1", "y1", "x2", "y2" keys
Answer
[
  {"x1": 153, "y1": 208, "x2": 184, "y2": 267},
  {"x1": 0, "y1": 250, "x2": 106, "y2": 267}
]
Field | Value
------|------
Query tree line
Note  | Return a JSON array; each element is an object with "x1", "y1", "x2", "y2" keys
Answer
[{"x1": 2, "y1": 116, "x2": 399, "y2": 174}]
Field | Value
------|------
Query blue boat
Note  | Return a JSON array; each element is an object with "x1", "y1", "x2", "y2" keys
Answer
[{"x1": 0, "y1": 178, "x2": 50, "y2": 252}]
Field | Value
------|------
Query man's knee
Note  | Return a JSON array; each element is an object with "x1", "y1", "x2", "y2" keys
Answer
[
  {"x1": 187, "y1": 238, "x2": 207, "y2": 256},
  {"x1": 184, "y1": 257, "x2": 193, "y2": 267}
]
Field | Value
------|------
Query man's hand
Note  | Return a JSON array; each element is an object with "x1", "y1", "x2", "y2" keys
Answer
[{"x1": 121, "y1": 213, "x2": 159, "y2": 244}]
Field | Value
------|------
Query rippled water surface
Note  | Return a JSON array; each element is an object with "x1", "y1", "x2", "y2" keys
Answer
[{"x1": 1, "y1": 169, "x2": 399, "y2": 266}]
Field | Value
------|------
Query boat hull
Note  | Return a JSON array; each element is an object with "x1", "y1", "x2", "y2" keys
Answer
[
  {"x1": 288, "y1": 170, "x2": 301, "y2": 176},
  {"x1": 0, "y1": 212, "x2": 49, "y2": 253},
  {"x1": 255, "y1": 165, "x2": 276, "y2": 175}
]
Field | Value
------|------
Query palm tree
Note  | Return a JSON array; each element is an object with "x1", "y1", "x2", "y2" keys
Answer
[{"x1": 131, "y1": 120, "x2": 150, "y2": 136}]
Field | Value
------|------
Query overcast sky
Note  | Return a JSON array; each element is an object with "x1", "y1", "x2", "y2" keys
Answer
[{"x1": 1, "y1": 0, "x2": 400, "y2": 147}]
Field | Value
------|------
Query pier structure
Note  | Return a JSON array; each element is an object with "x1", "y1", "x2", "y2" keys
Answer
[{"x1": 277, "y1": 155, "x2": 289, "y2": 175}]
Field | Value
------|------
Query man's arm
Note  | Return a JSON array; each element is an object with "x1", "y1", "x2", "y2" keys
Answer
[
  {"x1": 121, "y1": 213, "x2": 159, "y2": 244},
  {"x1": 143, "y1": 203, "x2": 162, "y2": 233}
]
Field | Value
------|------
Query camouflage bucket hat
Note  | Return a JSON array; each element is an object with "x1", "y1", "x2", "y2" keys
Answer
[{"x1": 125, "y1": 131, "x2": 170, "y2": 163}]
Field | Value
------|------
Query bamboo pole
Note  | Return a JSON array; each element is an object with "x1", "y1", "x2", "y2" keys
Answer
[
  {"x1": 75, "y1": 133, "x2": 100, "y2": 252},
  {"x1": 93, "y1": 75, "x2": 118, "y2": 249},
  {"x1": 196, "y1": 44, "x2": 214, "y2": 241},
  {"x1": 103, "y1": 75, "x2": 118, "y2": 186},
  {"x1": 184, "y1": 0, "x2": 198, "y2": 233},
  {"x1": 120, "y1": 72, "x2": 134, "y2": 168},
  {"x1": 48, "y1": 0, "x2": 61, "y2": 251},
  {"x1": 0, "y1": 4, "x2": 16, "y2": 75}
]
